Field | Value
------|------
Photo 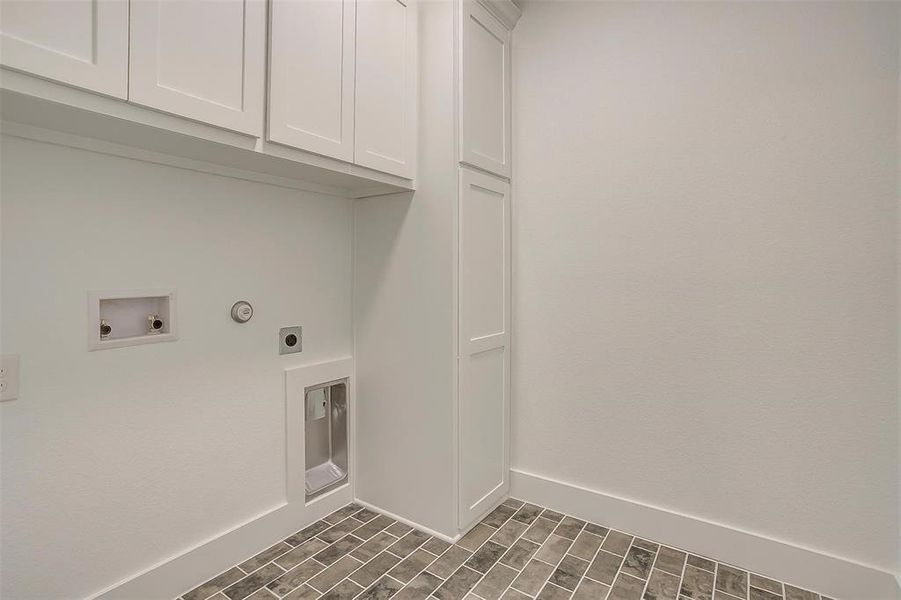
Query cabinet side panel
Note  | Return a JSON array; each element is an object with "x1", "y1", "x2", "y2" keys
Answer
[{"x1": 353, "y1": 0, "x2": 456, "y2": 537}]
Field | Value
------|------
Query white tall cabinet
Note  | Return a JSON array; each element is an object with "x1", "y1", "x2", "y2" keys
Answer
[
  {"x1": 458, "y1": 168, "x2": 511, "y2": 525},
  {"x1": 460, "y1": 0, "x2": 512, "y2": 178},
  {"x1": 355, "y1": 0, "x2": 518, "y2": 538}
]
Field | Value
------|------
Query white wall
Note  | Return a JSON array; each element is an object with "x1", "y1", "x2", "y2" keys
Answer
[
  {"x1": 353, "y1": 0, "x2": 458, "y2": 538},
  {"x1": 897, "y1": 5, "x2": 901, "y2": 578},
  {"x1": 512, "y1": 0, "x2": 900, "y2": 574},
  {"x1": 0, "y1": 135, "x2": 354, "y2": 599}
]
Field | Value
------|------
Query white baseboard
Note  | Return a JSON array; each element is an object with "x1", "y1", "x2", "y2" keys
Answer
[
  {"x1": 510, "y1": 468, "x2": 900, "y2": 600},
  {"x1": 354, "y1": 499, "x2": 461, "y2": 544},
  {"x1": 91, "y1": 484, "x2": 353, "y2": 600}
]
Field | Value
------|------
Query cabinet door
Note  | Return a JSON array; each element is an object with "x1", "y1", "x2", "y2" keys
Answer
[
  {"x1": 268, "y1": 0, "x2": 355, "y2": 161},
  {"x1": 460, "y1": 1, "x2": 510, "y2": 178},
  {"x1": 354, "y1": 0, "x2": 416, "y2": 178},
  {"x1": 458, "y1": 167, "x2": 510, "y2": 527},
  {"x1": 129, "y1": 0, "x2": 265, "y2": 136},
  {"x1": 0, "y1": 0, "x2": 128, "y2": 97}
]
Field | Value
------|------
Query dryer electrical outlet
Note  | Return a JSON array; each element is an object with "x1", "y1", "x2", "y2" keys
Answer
[{"x1": 279, "y1": 326, "x2": 303, "y2": 355}]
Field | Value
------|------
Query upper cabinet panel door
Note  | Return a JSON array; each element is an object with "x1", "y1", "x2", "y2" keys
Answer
[
  {"x1": 0, "y1": 0, "x2": 128, "y2": 97},
  {"x1": 354, "y1": 0, "x2": 416, "y2": 179},
  {"x1": 268, "y1": 0, "x2": 355, "y2": 161},
  {"x1": 129, "y1": 0, "x2": 265, "y2": 136},
  {"x1": 460, "y1": 1, "x2": 510, "y2": 178}
]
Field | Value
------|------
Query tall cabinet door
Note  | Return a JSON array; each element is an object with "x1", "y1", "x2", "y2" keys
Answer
[
  {"x1": 129, "y1": 0, "x2": 265, "y2": 136},
  {"x1": 458, "y1": 167, "x2": 511, "y2": 526},
  {"x1": 354, "y1": 0, "x2": 417, "y2": 178},
  {"x1": 460, "y1": 1, "x2": 511, "y2": 178},
  {"x1": 268, "y1": 0, "x2": 355, "y2": 161},
  {"x1": 0, "y1": 0, "x2": 128, "y2": 97}
]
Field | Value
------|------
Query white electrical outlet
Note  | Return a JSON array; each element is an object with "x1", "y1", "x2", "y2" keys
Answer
[{"x1": 1, "y1": 355, "x2": 20, "y2": 401}]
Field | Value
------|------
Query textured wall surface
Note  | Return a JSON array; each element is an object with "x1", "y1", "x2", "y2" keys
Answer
[
  {"x1": 0, "y1": 136, "x2": 354, "y2": 599},
  {"x1": 512, "y1": 1, "x2": 900, "y2": 572}
]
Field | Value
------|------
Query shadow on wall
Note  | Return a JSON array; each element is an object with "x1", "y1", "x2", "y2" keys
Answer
[{"x1": 353, "y1": 191, "x2": 415, "y2": 328}]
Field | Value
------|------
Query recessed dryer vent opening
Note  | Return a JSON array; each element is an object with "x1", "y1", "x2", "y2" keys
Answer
[{"x1": 305, "y1": 380, "x2": 348, "y2": 500}]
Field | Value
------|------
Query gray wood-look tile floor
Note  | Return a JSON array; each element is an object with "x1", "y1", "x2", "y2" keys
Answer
[{"x1": 177, "y1": 499, "x2": 835, "y2": 600}]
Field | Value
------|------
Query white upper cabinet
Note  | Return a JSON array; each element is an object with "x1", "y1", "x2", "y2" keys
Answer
[
  {"x1": 460, "y1": 1, "x2": 511, "y2": 178},
  {"x1": 0, "y1": 0, "x2": 128, "y2": 98},
  {"x1": 268, "y1": 0, "x2": 355, "y2": 161},
  {"x1": 354, "y1": 0, "x2": 417, "y2": 179},
  {"x1": 129, "y1": 0, "x2": 265, "y2": 136},
  {"x1": 1, "y1": 0, "x2": 419, "y2": 184}
]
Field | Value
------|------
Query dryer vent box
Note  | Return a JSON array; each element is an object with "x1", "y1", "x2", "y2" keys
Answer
[{"x1": 305, "y1": 380, "x2": 348, "y2": 500}]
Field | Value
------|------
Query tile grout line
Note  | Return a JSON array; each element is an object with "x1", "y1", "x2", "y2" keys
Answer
[
  {"x1": 565, "y1": 520, "x2": 611, "y2": 600},
  {"x1": 631, "y1": 538, "x2": 657, "y2": 600},
  {"x1": 282, "y1": 512, "x2": 420, "y2": 598},
  {"x1": 470, "y1": 509, "x2": 550, "y2": 600},
  {"x1": 675, "y1": 543, "x2": 690, "y2": 600},
  {"x1": 600, "y1": 540, "x2": 627, "y2": 600},
  {"x1": 467, "y1": 522, "x2": 528, "y2": 600},
  {"x1": 537, "y1": 514, "x2": 587, "y2": 599},
  {"x1": 350, "y1": 543, "x2": 443, "y2": 599},
  {"x1": 428, "y1": 509, "x2": 516, "y2": 600},
  {"x1": 264, "y1": 510, "x2": 390, "y2": 599},
  {"x1": 745, "y1": 560, "x2": 750, "y2": 600},
  {"x1": 180, "y1": 500, "x2": 833, "y2": 600},
  {"x1": 430, "y1": 505, "x2": 549, "y2": 600},
  {"x1": 309, "y1": 526, "x2": 431, "y2": 597},
  {"x1": 490, "y1": 512, "x2": 556, "y2": 599},
  {"x1": 372, "y1": 548, "x2": 446, "y2": 600},
  {"x1": 714, "y1": 560, "x2": 721, "y2": 600}
]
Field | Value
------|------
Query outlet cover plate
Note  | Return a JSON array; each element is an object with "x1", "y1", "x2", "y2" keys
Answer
[
  {"x1": 1, "y1": 354, "x2": 20, "y2": 401},
  {"x1": 279, "y1": 326, "x2": 303, "y2": 355}
]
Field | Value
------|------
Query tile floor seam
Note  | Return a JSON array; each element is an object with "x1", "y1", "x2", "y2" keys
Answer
[
  {"x1": 452, "y1": 504, "x2": 541, "y2": 600},
  {"x1": 397, "y1": 569, "x2": 446, "y2": 599},
  {"x1": 714, "y1": 559, "x2": 721, "y2": 600},
  {"x1": 220, "y1": 563, "x2": 286, "y2": 600},
  {"x1": 533, "y1": 514, "x2": 583, "y2": 600},
  {"x1": 568, "y1": 520, "x2": 610, "y2": 600},
  {"x1": 283, "y1": 517, "x2": 390, "y2": 598},
  {"x1": 382, "y1": 544, "x2": 443, "y2": 598},
  {"x1": 673, "y1": 541, "x2": 690, "y2": 600},
  {"x1": 313, "y1": 534, "x2": 409, "y2": 598},
  {"x1": 480, "y1": 561, "x2": 525, "y2": 600},
  {"x1": 243, "y1": 544, "x2": 304, "y2": 577},
  {"x1": 745, "y1": 561, "x2": 750, "y2": 600},
  {"x1": 434, "y1": 507, "x2": 515, "y2": 600},
  {"x1": 619, "y1": 537, "x2": 652, "y2": 600}
]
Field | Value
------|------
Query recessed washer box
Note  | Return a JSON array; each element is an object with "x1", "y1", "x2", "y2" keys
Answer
[{"x1": 87, "y1": 289, "x2": 178, "y2": 351}]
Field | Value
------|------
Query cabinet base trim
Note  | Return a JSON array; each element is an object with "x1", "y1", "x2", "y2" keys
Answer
[{"x1": 354, "y1": 499, "x2": 460, "y2": 543}]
